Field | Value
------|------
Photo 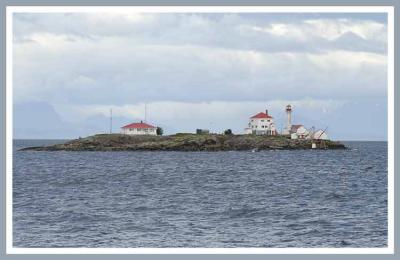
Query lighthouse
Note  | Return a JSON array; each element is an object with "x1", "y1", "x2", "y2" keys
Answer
[{"x1": 283, "y1": 104, "x2": 292, "y2": 135}]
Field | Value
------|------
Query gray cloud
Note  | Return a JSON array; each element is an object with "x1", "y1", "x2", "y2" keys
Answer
[
  {"x1": 13, "y1": 40, "x2": 387, "y2": 104},
  {"x1": 13, "y1": 13, "x2": 387, "y2": 53},
  {"x1": 12, "y1": 12, "x2": 388, "y2": 140}
]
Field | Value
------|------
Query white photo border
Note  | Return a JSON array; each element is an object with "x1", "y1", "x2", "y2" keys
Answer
[{"x1": 6, "y1": 5, "x2": 395, "y2": 255}]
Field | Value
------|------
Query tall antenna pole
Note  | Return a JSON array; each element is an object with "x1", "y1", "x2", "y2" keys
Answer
[
  {"x1": 145, "y1": 103, "x2": 147, "y2": 123},
  {"x1": 110, "y1": 108, "x2": 112, "y2": 134}
]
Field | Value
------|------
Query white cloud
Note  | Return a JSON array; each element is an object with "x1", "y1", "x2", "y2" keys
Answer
[
  {"x1": 53, "y1": 99, "x2": 346, "y2": 133},
  {"x1": 12, "y1": 13, "x2": 388, "y2": 139},
  {"x1": 249, "y1": 18, "x2": 387, "y2": 43},
  {"x1": 14, "y1": 13, "x2": 387, "y2": 53},
  {"x1": 306, "y1": 50, "x2": 386, "y2": 69},
  {"x1": 13, "y1": 34, "x2": 387, "y2": 104},
  {"x1": 250, "y1": 23, "x2": 309, "y2": 41},
  {"x1": 303, "y1": 19, "x2": 386, "y2": 41}
]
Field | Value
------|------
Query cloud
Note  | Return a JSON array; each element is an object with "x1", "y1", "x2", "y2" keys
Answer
[
  {"x1": 13, "y1": 13, "x2": 387, "y2": 53},
  {"x1": 13, "y1": 98, "x2": 386, "y2": 140},
  {"x1": 251, "y1": 18, "x2": 386, "y2": 42},
  {"x1": 13, "y1": 13, "x2": 387, "y2": 105},
  {"x1": 12, "y1": 12, "x2": 388, "y2": 140},
  {"x1": 67, "y1": 99, "x2": 345, "y2": 120},
  {"x1": 52, "y1": 99, "x2": 346, "y2": 134},
  {"x1": 13, "y1": 36, "x2": 387, "y2": 105}
]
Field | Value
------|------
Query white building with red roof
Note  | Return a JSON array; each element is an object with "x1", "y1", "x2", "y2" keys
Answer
[
  {"x1": 121, "y1": 121, "x2": 157, "y2": 136},
  {"x1": 244, "y1": 109, "x2": 277, "y2": 135}
]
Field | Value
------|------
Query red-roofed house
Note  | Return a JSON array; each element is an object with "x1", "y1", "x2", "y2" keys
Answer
[
  {"x1": 244, "y1": 109, "x2": 277, "y2": 135},
  {"x1": 121, "y1": 121, "x2": 157, "y2": 136}
]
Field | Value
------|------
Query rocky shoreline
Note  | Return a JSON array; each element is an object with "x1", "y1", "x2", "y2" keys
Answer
[{"x1": 20, "y1": 133, "x2": 347, "y2": 151}]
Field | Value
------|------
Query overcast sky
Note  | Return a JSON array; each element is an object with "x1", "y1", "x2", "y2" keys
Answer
[{"x1": 13, "y1": 12, "x2": 388, "y2": 140}]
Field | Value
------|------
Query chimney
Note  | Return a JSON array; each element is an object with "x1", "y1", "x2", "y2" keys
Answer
[{"x1": 265, "y1": 109, "x2": 268, "y2": 116}]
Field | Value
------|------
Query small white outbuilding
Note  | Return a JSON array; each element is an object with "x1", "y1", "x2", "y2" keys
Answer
[{"x1": 290, "y1": 125, "x2": 309, "y2": 139}]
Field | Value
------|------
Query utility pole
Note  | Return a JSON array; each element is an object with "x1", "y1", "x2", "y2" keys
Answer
[
  {"x1": 109, "y1": 108, "x2": 112, "y2": 134},
  {"x1": 144, "y1": 103, "x2": 147, "y2": 123}
]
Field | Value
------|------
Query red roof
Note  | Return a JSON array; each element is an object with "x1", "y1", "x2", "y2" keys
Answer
[
  {"x1": 250, "y1": 112, "x2": 273, "y2": 119},
  {"x1": 121, "y1": 122, "x2": 156, "y2": 129}
]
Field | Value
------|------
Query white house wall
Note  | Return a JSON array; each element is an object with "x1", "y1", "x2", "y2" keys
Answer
[
  {"x1": 248, "y1": 118, "x2": 276, "y2": 132},
  {"x1": 121, "y1": 128, "x2": 157, "y2": 136}
]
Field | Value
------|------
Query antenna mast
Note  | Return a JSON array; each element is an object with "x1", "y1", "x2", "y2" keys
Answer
[
  {"x1": 110, "y1": 108, "x2": 113, "y2": 134},
  {"x1": 145, "y1": 103, "x2": 147, "y2": 123}
]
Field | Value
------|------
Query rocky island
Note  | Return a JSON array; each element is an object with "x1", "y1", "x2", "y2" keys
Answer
[{"x1": 20, "y1": 133, "x2": 346, "y2": 151}]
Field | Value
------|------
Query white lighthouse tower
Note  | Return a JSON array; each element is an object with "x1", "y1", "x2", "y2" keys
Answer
[{"x1": 283, "y1": 104, "x2": 292, "y2": 135}]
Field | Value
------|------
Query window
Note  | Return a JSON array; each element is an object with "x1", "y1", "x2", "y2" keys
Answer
[
  {"x1": 261, "y1": 120, "x2": 264, "y2": 122},
  {"x1": 267, "y1": 119, "x2": 270, "y2": 122}
]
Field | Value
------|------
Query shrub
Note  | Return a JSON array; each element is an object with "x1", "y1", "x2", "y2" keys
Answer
[{"x1": 224, "y1": 129, "x2": 233, "y2": 135}]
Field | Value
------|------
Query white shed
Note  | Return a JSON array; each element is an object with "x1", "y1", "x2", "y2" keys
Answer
[{"x1": 290, "y1": 125, "x2": 309, "y2": 139}]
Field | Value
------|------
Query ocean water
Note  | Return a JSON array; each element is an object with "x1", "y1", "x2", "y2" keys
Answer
[{"x1": 13, "y1": 140, "x2": 388, "y2": 248}]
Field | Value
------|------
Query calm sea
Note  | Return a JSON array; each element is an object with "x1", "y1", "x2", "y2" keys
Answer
[{"x1": 13, "y1": 140, "x2": 388, "y2": 248}]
